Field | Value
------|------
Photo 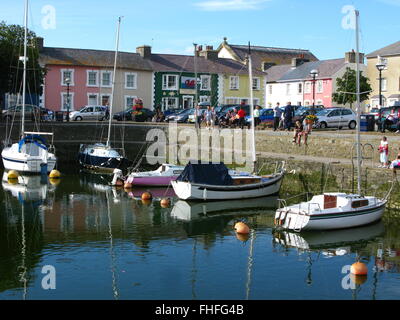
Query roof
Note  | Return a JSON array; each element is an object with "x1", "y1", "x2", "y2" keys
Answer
[
  {"x1": 148, "y1": 53, "x2": 266, "y2": 76},
  {"x1": 40, "y1": 47, "x2": 153, "y2": 71},
  {"x1": 366, "y1": 41, "x2": 400, "y2": 58},
  {"x1": 267, "y1": 58, "x2": 347, "y2": 82}
]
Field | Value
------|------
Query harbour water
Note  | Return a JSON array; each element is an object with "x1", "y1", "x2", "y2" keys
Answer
[{"x1": 1, "y1": 168, "x2": 400, "y2": 300}]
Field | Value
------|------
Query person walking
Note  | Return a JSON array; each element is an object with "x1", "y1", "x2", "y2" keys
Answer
[
  {"x1": 254, "y1": 105, "x2": 261, "y2": 128},
  {"x1": 273, "y1": 103, "x2": 281, "y2": 131},
  {"x1": 204, "y1": 106, "x2": 212, "y2": 129},
  {"x1": 195, "y1": 105, "x2": 202, "y2": 129},
  {"x1": 378, "y1": 136, "x2": 389, "y2": 168},
  {"x1": 237, "y1": 105, "x2": 246, "y2": 129},
  {"x1": 284, "y1": 102, "x2": 295, "y2": 131}
]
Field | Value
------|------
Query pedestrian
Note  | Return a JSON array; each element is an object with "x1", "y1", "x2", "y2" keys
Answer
[
  {"x1": 204, "y1": 106, "x2": 212, "y2": 129},
  {"x1": 211, "y1": 106, "x2": 217, "y2": 127},
  {"x1": 195, "y1": 105, "x2": 202, "y2": 129},
  {"x1": 378, "y1": 136, "x2": 389, "y2": 168},
  {"x1": 389, "y1": 155, "x2": 400, "y2": 175},
  {"x1": 293, "y1": 120, "x2": 304, "y2": 146},
  {"x1": 284, "y1": 102, "x2": 295, "y2": 130},
  {"x1": 237, "y1": 105, "x2": 246, "y2": 129},
  {"x1": 273, "y1": 102, "x2": 281, "y2": 131}
]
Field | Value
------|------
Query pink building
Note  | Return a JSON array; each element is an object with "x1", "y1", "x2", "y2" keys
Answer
[{"x1": 39, "y1": 41, "x2": 153, "y2": 113}]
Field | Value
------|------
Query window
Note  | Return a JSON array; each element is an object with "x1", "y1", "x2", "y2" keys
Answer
[
  {"x1": 87, "y1": 70, "x2": 98, "y2": 86},
  {"x1": 328, "y1": 110, "x2": 340, "y2": 117},
  {"x1": 125, "y1": 72, "x2": 137, "y2": 89},
  {"x1": 61, "y1": 69, "x2": 74, "y2": 86},
  {"x1": 101, "y1": 95, "x2": 111, "y2": 106},
  {"x1": 317, "y1": 80, "x2": 323, "y2": 93},
  {"x1": 286, "y1": 84, "x2": 291, "y2": 95},
  {"x1": 161, "y1": 97, "x2": 178, "y2": 110},
  {"x1": 341, "y1": 109, "x2": 352, "y2": 115},
  {"x1": 101, "y1": 71, "x2": 112, "y2": 87},
  {"x1": 229, "y1": 76, "x2": 239, "y2": 90},
  {"x1": 200, "y1": 75, "x2": 211, "y2": 91},
  {"x1": 316, "y1": 100, "x2": 323, "y2": 105},
  {"x1": 61, "y1": 92, "x2": 74, "y2": 111},
  {"x1": 253, "y1": 98, "x2": 260, "y2": 106},
  {"x1": 269, "y1": 85, "x2": 273, "y2": 95},
  {"x1": 162, "y1": 74, "x2": 178, "y2": 90},
  {"x1": 225, "y1": 97, "x2": 240, "y2": 104},
  {"x1": 125, "y1": 95, "x2": 137, "y2": 108},
  {"x1": 305, "y1": 82, "x2": 311, "y2": 94},
  {"x1": 381, "y1": 78, "x2": 387, "y2": 91},
  {"x1": 298, "y1": 83, "x2": 303, "y2": 94},
  {"x1": 304, "y1": 100, "x2": 310, "y2": 106},
  {"x1": 252, "y1": 78, "x2": 260, "y2": 90},
  {"x1": 87, "y1": 93, "x2": 98, "y2": 106},
  {"x1": 199, "y1": 96, "x2": 210, "y2": 103}
]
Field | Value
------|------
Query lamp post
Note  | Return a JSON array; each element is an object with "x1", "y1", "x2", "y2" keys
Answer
[
  {"x1": 376, "y1": 57, "x2": 386, "y2": 108},
  {"x1": 65, "y1": 77, "x2": 71, "y2": 122},
  {"x1": 309, "y1": 69, "x2": 318, "y2": 113}
]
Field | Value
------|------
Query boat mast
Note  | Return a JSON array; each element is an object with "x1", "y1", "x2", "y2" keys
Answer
[
  {"x1": 106, "y1": 17, "x2": 122, "y2": 148},
  {"x1": 355, "y1": 10, "x2": 362, "y2": 195},
  {"x1": 247, "y1": 43, "x2": 256, "y2": 172},
  {"x1": 21, "y1": 0, "x2": 28, "y2": 137}
]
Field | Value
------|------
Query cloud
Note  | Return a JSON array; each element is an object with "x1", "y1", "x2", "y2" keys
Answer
[{"x1": 195, "y1": 0, "x2": 270, "y2": 11}]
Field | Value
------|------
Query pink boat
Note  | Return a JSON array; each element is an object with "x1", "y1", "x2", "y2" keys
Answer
[{"x1": 126, "y1": 164, "x2": 184, "y2": 187}]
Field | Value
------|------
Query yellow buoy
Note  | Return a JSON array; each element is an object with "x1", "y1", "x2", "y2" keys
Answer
[
  {"x1": 49, "y1": 178, "x2": 61, "y2": 186},
  {"x1": 49, "y1": 169, "x2": 61, "y2": 179},
  {"x1": 160, "y1": 198, "x2": 171, "y2": 208},
  {"x1": 350, "y1": 262, "x2": 368, "y2": 275},
  {"x1": 7, "y1": 178, "x2": 18, "y2": 185},
  {"x1": 141, "y1": 192, "x2": 153, "y2": 201},
  {"x1": 7, "y1": 170, "x2": 19, "y2": 180},
  {"x1": 234, "y1": 222, "x2": 250, "y2": 234}
]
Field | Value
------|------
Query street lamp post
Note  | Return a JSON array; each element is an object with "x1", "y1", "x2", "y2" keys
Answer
[
  {"x1": 309, "y1": 69, "x2": 318, "y2": 113},
  {"x1": 65, "y1": 77, "x2": 71, "y2": 122},
  {"x1": 376, "y1": 57, "x2": 386, "y2": 108}
]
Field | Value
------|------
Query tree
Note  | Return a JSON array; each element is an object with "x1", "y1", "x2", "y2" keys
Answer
[
  {"x1": 0, "y1": 21, "x2": 45, "y2": 109},
  {"x1": 332, "y1": 67, "x2": 371, "y2": 109}
]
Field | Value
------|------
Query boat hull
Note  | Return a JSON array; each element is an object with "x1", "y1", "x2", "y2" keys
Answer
[
  {"x1": 78, "y1": 152, "x2": 132, "y2": 173},
  {"x1": 2, "y1": 147, "x2": 56, "y2": 174},
  {"x1": 128, "y1": 176, "x2": 177, "y2": 187},
  {"x1": 171, "y1": 173, "x2": 284, "y2": 201}
]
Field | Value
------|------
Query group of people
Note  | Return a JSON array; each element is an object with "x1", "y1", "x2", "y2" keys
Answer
[{"x1": 272, "y1": 102, "x2": 296, "y2": 131}]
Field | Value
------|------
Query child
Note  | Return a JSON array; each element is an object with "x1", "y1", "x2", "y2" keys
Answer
[
  {"x1": 378, "y1": 136, "x2": 389, "y2": 168},
  {"x1": 293, "y1": 120, "x2": 304, "y2": 146}
]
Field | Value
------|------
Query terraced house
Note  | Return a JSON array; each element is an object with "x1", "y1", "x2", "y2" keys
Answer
[
  {"x1": 39, "y1": 38, "x2": 153, "y2": 113},
  {"x1": 366, "y1": 41, "x2": 400, "y2": 108},
  {"x1": 137, "y1": 44, "x2": 265, "y2": 110}
]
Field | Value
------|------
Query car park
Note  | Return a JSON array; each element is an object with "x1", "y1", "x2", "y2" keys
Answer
[
  {"x1": 70, "y1": 105, "x2": 108, "y2": 121},
  {"x1": 314, "y1": 107, "x2": 357, "y2": 129}
]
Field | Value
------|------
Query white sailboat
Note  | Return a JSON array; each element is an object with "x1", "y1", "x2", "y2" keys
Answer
[
  {"x1": 171, "y1": 45, "x2": 285, "y2": 201},
  {"x1": 1, "y1": 0, "x2": 57, "y2": 174},
  {"x1": 78, "y1": 17, "x2": 132, "y2": 173},
  {"x1": 274, "y1": 10, "x2": 387, "y2": 231}
]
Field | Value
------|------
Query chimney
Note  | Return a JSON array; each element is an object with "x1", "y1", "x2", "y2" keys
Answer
[
  {"x1": 291, "y1": 57, "x2": 310, "y2": 68},
  {"x1": 36, "y1": 37, "x2": 44, "y2": 52},
  {"x1": 199, "y1": 45, "x2": 218, "y2": 60},
  {"x1": 136, "y1": 45, "x2": 151, "y2": 59},
  {"x1": 345, "y1": 50, "x2": 364, "y2": 64}
]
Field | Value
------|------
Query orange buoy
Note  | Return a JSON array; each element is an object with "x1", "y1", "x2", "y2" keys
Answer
[
  {"x1": 124, "y1": 182, "x2": 132, "y2": 189},
  {"x1": 350, "y1": 262, "x2": 368, "y2": 275},
  {"x1": 350, "y1": 274, "x2": 367, "y2": 286},
  {"x1": 236, "y1": 233, "x2": 250, "y2": 242},
  {"x1": 160, "y1": 198, "x2": 171, "y2": 208},
  {"x1": 141, "y1": 199, "x2": 152, "y2": 206},
  {"x1": 234, "y1": 222, "x2": 250, "y2": 234},
  {"x1": 141, "y1": 192, "x2": 153, "y2": 201}
]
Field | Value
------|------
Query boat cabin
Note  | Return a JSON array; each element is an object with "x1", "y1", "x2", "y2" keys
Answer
[{"x1": 310, "y1": 193, "x2": 370, "y2": 210}]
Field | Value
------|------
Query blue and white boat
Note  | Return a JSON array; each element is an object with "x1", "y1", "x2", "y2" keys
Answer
[{"x1": 1, "y1": 0, "x2": 57, "y2": 174}]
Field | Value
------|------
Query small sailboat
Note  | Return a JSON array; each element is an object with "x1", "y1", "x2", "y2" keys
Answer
[
  {"x1": 125, "y1": 164, "x2": 185, "y2": 187},
  {"x1": 274, "y1": 10, "x2": 387, "y2": 231},
  {"x1": 171, "y1": 162, "x2": 284, "y2": 201},
  {"x1": 78, "y1": 17, "x2": 132, "y2": 173},
  {"x1": 1, "y1": 0, "x2": 57, "y2": 174},
  {"x1": 171, "y1": 44, "x2": 285, "y2": 201}
]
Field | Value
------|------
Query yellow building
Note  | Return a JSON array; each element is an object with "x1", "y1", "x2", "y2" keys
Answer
[{"x1": 366, "y1": 41, "x2": 400, "y2": 108}]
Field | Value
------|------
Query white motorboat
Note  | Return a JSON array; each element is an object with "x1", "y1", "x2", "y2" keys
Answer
[
  {"x1": 274, "y1": 10, "x2": 387, "y2": 232},
  {"x1": 1, "y1": 0, "x2": 57, "y2": 174},
  {"x1": 171, "y1": 162, "x2": 284, "y2": 201}
]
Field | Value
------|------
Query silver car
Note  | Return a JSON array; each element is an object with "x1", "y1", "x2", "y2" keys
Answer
[
  {"x1": 70, "y1": 106, "x2": 107, "y2": 121},
  {"x1": 315, "y1": 108, "x2": 357, "y2": 129}
]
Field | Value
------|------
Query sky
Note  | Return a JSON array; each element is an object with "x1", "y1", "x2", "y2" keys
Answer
[{"x1": 1, "y1": 0, "x2": 400, "y2": 60}]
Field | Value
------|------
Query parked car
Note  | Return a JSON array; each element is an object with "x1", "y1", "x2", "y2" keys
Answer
[
  {"x1": 244, "y1": 107, "x2": 274, "y2": 126},
  {"x1": 314, "y1": 108, "x2": 357, "y2": 129},
  {"x1": 70, "y1": 106, "x2": 108, "y2": 121},
  {"x1": 188, "y1": 106, "x2": 208, "y2": 123},
  {"x1": 113, "y1": 107, "x2": 154, "y2": 122},
  {"x1": 375, "y1": 106, "x2": 400, "y2": 132},
  {"x1": 163, "y1": 108, "x2": 183, "y2": 118},
  {"x1": 2, "y1": 104, "x2": 48, "y2": 121},
  {"x1": 169, "y1": 108, "x2": 194, "y2": 123},
  {"x1": 292, "y1": 106, "x2": 325, "y2": 124}
]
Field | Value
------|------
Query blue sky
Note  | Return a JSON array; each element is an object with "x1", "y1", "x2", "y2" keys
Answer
[{"x1": 1, "y1": 0, "x2": 399, "y2": 60}]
